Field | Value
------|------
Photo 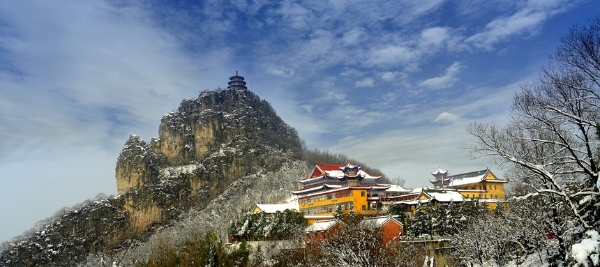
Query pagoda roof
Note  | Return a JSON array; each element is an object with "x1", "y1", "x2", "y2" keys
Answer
[
  {"x1": 302, "y1": 162, "x2": 381, "y2": 182},
  {"x1": 431, "y1": 168, "x2": 449, "y2": 175},
  {"x1": 429, "y1": 177, "x2": 451, "y2": 184}
]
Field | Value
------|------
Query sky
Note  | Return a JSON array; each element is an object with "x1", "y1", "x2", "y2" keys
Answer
[{"x1": 0, "y1": 0, "x2": 598, "y2": 243}]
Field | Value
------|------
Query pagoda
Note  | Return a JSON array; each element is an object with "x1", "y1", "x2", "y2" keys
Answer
[
  {"x1": 430, "y1": 168, "x2": 450, "y2": 189},
  {"x1": 227, "y1": 70, "x2": 248, "y2": 90}
]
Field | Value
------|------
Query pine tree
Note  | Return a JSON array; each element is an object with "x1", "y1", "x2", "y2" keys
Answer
[
  {"x1": 410, "y1": 204, "x2": 432, "y2": 237},
  {"x1": 334, "y1": 205, "x2": 343, "y2": 220}
]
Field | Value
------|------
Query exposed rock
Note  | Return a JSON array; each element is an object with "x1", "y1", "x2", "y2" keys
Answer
[
  {"x1": 0, "y1": 88, "x2": 303, "y2": 266},
  {"x1": 115, "y1": 134, "x2": 163, "y2": 194}
]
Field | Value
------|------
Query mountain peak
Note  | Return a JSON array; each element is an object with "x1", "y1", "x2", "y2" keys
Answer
[{"x1": 116, "y1": 87, "x2": 301, "y2": 194}]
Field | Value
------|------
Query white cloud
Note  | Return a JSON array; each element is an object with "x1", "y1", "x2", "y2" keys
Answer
[
  {"x1": 267, "y1": 66, "x2": 295, "y2": 77},
  {"x1": 341, "y1": 27, "x2": 365, "y2": 46},
  {"x1": 419, "y1": 62, "x2": 462, "y2": 89},
  {"x1": 366, "y1": 45, "x2": 414, "y2": 67},
  {"x1": 465, "y1": 0, "x2": 569, "y2": 50},
  {"x1": 340, "y1": 68, "x2": 364, "y2": 77},
  {"x1": 420, "y1": 27, "x2": 450, "y2": 47},
  {"x1": 433, "y1": 112, "x2": 461, "y2": 123},
  {"x1": 355, "y1": 77, "x2": 375, "y2": 88},
  {"x1": 381, "y1": 71, "x2": 400, "y2": 81},
  {"x1": 274, "y1": 1, "x2": 313, "y2": 30},
  {"x1": 467, "y1": 11, "x2": 546, "y2": 49}
]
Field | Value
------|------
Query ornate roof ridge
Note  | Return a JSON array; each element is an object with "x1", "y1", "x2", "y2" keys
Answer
[{"x1": 447, "y1": 169, "x2": 489, "y2": 180}]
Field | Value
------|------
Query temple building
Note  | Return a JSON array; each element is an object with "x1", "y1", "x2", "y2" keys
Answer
[
  {"x1": 382, "y1": 168, "x2": 508, "y2": 213},
  {"x1": 253, "y1": 164, "x2": 507, "y2": 226},
  {"x1": 227, "y1": 70, "x2": 247, "y2": 90},
  {"x1": 429, "y1": 168, "x2": 507, "y2": 209},
  {"x1": 292, "y1": 162, "x2": 409, "y2": 223}
]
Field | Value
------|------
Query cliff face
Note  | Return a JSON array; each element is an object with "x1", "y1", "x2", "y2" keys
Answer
[
  {"x1": 0, "y1": 88, "x2": 303, "y2": 266},
  {"x1": 116, "y1": 89, "x2": 301, "y2": 194},
  {"x1": 115, "y1": 135, "x2": 162, "y2": 194}
]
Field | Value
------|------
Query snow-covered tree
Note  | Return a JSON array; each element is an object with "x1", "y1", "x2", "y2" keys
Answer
[
  {"x1": 306, "y1": 219, "x2": 427, "y2": 266},
  {"x1": 410, "y1": 204, "x2": 432, "y2": 237},
  {"x1": 228, "y1": 209, "x2": 306, "y2": 241},
  {"x1": 452, "y1": 214, "x2": 524, "y2": 266},
  {"x1": 466, "y1": 14, "x2": 600, "y2": 265}
]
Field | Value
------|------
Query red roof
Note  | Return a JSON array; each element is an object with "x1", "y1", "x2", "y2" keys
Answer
[{"x1": 310, "y1": 163, "x2": 344, "y2": 178}]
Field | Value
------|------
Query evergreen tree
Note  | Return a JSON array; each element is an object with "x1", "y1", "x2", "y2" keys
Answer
[
  {"x1": 334, "y1": 205, "x2": 343, "y2": 220},
  {"x1": 445, "y1": 202, "x2": 461, "y2": 235},
  {"x1": 410, "y1": 204, "x2": 432, "y2": 237}
]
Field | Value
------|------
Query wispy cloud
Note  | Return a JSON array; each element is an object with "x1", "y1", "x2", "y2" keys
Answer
[
  {"x1": 366, "y1": 45, "x2": 417, "y2": 68},
  {"x1": 267, "y1": 66, "x2": 295, "y2": 77},
  {"x1": 419, "y1": 62, "x2": 462, "y2": 89},
  {"x1": 465, "y1": 0, "x2": 572, "y2": 50}
]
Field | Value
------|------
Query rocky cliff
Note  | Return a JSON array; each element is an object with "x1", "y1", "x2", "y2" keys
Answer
[
  {"x1": 116, "y1": 89, "x2": 302, "y2": 195},
  {"x1": 0, "y1": 88, "x2": 304, "y2": 266}
]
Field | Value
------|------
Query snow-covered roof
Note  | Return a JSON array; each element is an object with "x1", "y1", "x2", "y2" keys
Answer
[
  {"x1": 430, "y1": 169, "x2": 507, "y2": 188},
  {"x1": 384, "y1": 184, "x2": 411, "y2": 193},
  {"x1": 305, "y1": 220, "x2": 344, "y2": 233},
  {"x1": 431, "y1": 168, "x2": 448, "y2": 175},
  {"x1": 445, "y1": 169, "x2": 488, "y2": 187},
  {"x1": 302, "y1": 162, "x2": 382, "y2": 181},
  {"x1": 323, "y1": 169, "x2": 380, "y2": 179},
  {"x1": 359, "y1": 216, "x2": 402, "y2": 228},
  {"x1": 394, "y1": 189, "x2": 466, "y2": 205},
  {"x1": 411, "y1": 187, "x2": 424, "y2": 194},
  {"x1": 297, "y1": 175, "x2": 329, "y2": 184},
  {"x1": 255, "y1": 203, "x2": 299, "y2": 213},
  {"x1": 304, "y1": 215, "x2": 335, "y2": 220},
  {"x1": 426, "y1": 190, "x2": 465, "y2": 202}
]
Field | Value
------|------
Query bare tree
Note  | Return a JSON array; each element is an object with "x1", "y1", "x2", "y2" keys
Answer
[{"x1": 466, "y1": 15, "x2": 600, "y2": 264}]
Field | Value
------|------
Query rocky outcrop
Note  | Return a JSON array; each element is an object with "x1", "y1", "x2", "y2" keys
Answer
[
  {"x1": 0, "y1": 88, "x2": 303, "y2": 266},
  {"x1": 113, "y1": 88, "x2": 302, "y2": 235},
  {"x1": 115, "y1": 135, "x2": 163, "y2": 194},
  {"x1": 116, "y1": 89, "x2": 301, "y2": 194}
]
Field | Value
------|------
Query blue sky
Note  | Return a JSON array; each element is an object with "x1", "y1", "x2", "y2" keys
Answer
[{"x1": 0, "y1": 0, "x2": 598, "y2": 243}]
